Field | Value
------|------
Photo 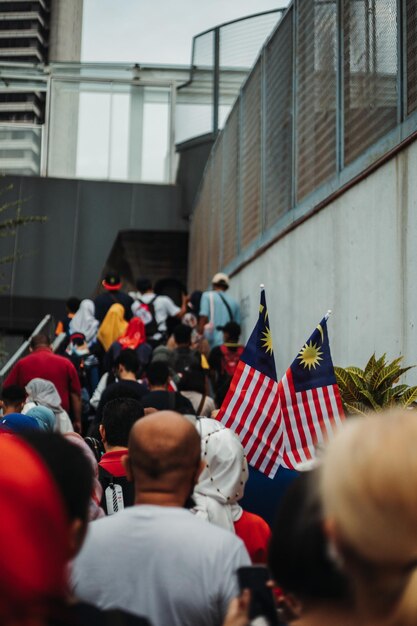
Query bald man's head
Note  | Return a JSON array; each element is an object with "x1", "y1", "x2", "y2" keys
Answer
[{"x1": 125, "y1": 411, "x2": 202, "y2": 505}]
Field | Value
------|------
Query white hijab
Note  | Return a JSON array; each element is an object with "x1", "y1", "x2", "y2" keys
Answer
[
  {"x1": 25, "y1": 378, "x2": 63, "y2": 414},
  {"x1": 192, "y1": 427, "x2": 248, "y2": 533},
  {"x1": 24, "y1": 378, "x2": 74, "y2": 433},
  {"x1": 69, "y1": 299, "x2": 99, "y2": 345}
]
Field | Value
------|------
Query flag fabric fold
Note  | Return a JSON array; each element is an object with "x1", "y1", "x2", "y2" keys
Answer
[
  {"x1": 216, "y1": 289, "x2": 284, "y2": 478},
  {"x1": 278, "y1": 315, "x2": 345, "y2": 469}
]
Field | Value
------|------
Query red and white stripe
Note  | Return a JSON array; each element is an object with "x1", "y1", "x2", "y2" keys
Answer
[
  {"x1": 217, "y1": 360, "x2": 285, "y2": 478},
  {"x1": 279, "y1": 369, "x2": 344, "y2": 470}
]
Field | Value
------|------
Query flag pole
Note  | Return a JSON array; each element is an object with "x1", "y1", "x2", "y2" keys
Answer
[
  {"x1": 260, "y1": 283, "x2": 265, "y2": 290},
  {"x1": 325, "y1": 309, "x2": 332, "y2": 321}
]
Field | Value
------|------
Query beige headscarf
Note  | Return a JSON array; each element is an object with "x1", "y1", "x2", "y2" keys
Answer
[{"x1": 97, "y1": 303, "x2": 128, "y2": 351}]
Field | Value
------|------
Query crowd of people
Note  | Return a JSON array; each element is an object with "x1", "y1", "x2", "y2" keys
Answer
[{"x1": 1, "y1": 271, "x2": 416, "y2": 626}]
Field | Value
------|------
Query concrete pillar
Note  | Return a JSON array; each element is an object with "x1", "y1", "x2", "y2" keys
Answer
[
  {"x1": 47, "y1": 0, "x2": 84, "y2": 178},
  {"x1": 49, "y1": 0, "x2": 84, "y2": 62},
  {"x1": 128, "y1": 86, "x2": 145, "y2": 182}
]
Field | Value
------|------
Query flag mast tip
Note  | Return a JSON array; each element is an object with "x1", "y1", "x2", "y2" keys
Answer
[
  {"x1": 325, "y1": 309, "x2": 332, "y2": 321},
  {"x1": 260, "y1": 283, "x2": 265, "y2": 290}
]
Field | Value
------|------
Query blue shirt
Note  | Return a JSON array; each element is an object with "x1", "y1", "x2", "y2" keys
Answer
[{"x1": 199, "y1": 290, "x2": 241, "y2": 348}]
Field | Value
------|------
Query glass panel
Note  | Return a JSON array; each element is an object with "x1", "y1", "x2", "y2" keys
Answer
[
  {"x1": 48, "y1": 80, "x2": 171, "y2": 183},
  {"x1": 141, "y1": 88, "x2": 170, "y2": 182}
]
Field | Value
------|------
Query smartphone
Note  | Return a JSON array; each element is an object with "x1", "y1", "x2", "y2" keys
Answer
[{"x1": 237, "y1": 566, "x2": 279, "y2": 626}]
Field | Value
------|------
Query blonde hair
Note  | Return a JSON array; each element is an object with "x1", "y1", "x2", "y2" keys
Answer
[{"x1": 321, "y1": 409, "x2": 417, "y2": 626}]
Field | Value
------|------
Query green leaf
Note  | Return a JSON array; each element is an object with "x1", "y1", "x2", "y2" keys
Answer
[
  {"x1": 389, "y1": 384, "x2": 409, "y2": 398},
  {"x1": 381, "y1": 387, "x2": 396, "y2": 407},
  {"x1": 364, "y1": 354, "x2": 377, "y2": 376},
  {"x1": 348, "y1": 372, "x2": 366, "y2": 391},
  {"x1": 334, "y1": 367, "x2": 351, "y2": 391},
  {"x1": 370, "y1": 362, "x2": 412, "y2": 391},
  {"x1": 345, "y1": 366, "x2": 366, "y2": 380},
  {"x1": 358, "y1": 389, "x2": 381, "y2": 410},
  {"x1": 400, "y1": 387, "x2": 417, "y2": 408},
  {"x1": 375, "y1": 353, "x2": 388, "y2": 370},
  {"x1": 343, "y1": 401, "x2": 369, "y2": 417}
]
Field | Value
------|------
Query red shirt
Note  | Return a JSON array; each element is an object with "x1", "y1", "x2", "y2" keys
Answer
[
  {"x1": 234, "y1": 510, "x2": 271, "y2": 564},
  {"x1": 4, "y1": 347, "x2": 81, "y2": 413},
  {"x1": 98, "y1": 449, "x2": 127, "y2": 477}
]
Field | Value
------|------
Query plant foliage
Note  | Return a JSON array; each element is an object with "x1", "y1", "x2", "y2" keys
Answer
[
  {"x1": 0, "y1": 180, "x2": 47, "y2": 292},
  {"x1": 335, "y1": 354, "x2": 417, "y2": 416}
]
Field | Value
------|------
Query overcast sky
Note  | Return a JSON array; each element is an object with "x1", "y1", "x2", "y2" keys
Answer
[{"x1": 81, "y1": 0, "x2": 290, "y2": 65}]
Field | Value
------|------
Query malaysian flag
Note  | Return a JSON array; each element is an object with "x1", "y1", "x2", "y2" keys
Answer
[
  {"x1": 279, "y1": 314, "x2": 345, "y2": 469},
  {"x1": 216, "y1": 288, "x2": 284, "y2": 478}
]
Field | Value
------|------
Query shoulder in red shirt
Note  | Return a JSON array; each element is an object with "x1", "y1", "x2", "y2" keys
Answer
[{"x1": 234, "y1": 510, "x2": 271, "y2": 564}]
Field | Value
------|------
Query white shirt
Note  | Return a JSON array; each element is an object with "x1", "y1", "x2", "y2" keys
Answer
[
  {"x1": 71, "y1": 505, "x2": 250, "y2": 626},
  {"x1": 131, "y1": 293, "x2": 180, "y2": 338}
]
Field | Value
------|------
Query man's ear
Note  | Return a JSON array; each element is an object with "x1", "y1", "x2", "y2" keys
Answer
[
  {"x1": 99, "y1": 424, "x2": 106, "y2": 444},
  {"x1": 122, "y1": 454, "x2": 133, "y2": 482},
  {"x1": 68, "y1": 518, "x2": 88, "y2": 559}
]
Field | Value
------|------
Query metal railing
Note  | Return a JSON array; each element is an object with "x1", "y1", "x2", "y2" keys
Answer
[
  {"x1": 176, "y1": 10, "x2": 286, "y2": 144},
  {"x1": 0, "y1": 314, "x2": 58, "y2": 383},
  {"x1": 188, "y1": 0, "x2": 417, "y2": 290}
]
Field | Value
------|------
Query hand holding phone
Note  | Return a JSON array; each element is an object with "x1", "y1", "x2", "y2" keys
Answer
[{"x1": 237, "y1": 566, "x2": 278, "y2": 626}]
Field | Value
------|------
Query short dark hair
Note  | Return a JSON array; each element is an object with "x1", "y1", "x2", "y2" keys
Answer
[
  {"x1": 66, "y1": 297, "x2": 81, "y2": 313},
  {"x1": 222, "y1": 321, "x2": 241, "y2": 342},
  {"x1": 147, "y1": 361, "x2": 170, "y2": 386},
  {"x1": 136, "y1": 277, "x2": 152, "y2": 293},
  {"x1": 268, "y1": 471, "x2": 349, "y2": 603},
  {"x1": 1, "y1": 385, "x2": 26, "y2": 404},
  {"x1": 102, "y1": 397, "x2": 144, "y2": 447},
  {"x1": 173, "y1": 324, "x2": 192, "y2": 345},
  {"x1": 21, "y1": 432, "x2": 93, "y2": 522},
  {"x1": 178, "y1": 369, "x2": 206, "y2": 395},
  {"x1": 30, "y1": 333, "x2": 50, "y2": 349},
  {"x1": 116, "y1": 348, "x2": 139, "y2": 374}
]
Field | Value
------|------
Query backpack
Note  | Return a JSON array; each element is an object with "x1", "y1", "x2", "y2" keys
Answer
[
  {"x1": 134, "y1": 295, "x2": 159, "y2": 339},
  {"x1": 98, "y1": 466, "x2": 134, "y2": 516},
  {"x1": 172, "y1": 347, "x2": 201, "y2": 376},
  {"x1": 220, "y1": 344, "x2": 244, "y2": 378}
]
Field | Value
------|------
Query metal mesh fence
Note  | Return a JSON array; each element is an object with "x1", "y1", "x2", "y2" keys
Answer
[
  {"x1": 343, "y1": 0, "x2": 398, "y2": 164},
  {"x1": 189, "y1": 167, "x2": 213, "y2": 290},
  {"x1": 209, "y1": 134, "x2": 223, "y2": 278},
  {"x1": 264, "y1": 8, "x2": 293, "y2": 228},
  {"x1": 407, "y1": 0, "x2": 417, "y2": 115},
  {"x1": 177, "y1": 11, "x2": 283, "y2": 144},
  {"x1": 240, "y1": 60, "x2": 262, "y2": 249},
  {"x1": 219, "y1": 12, "x2": 281, "y2": 69},
  {"x1": 221, "y1": 104, "x2": 239, "y2": 266},
  {"x1": 188, "y1": 1, "x2": 417, "y2": 290},
  {"x1": 296, "y1": 0, "x2": 337, "y2": 201},
  {"x1": 176, "y1": 31, "x2": 214, "y2": 144}
]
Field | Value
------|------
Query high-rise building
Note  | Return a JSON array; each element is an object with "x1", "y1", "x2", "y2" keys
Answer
[{"x1": 0, "y1": 0, "x2": 83, "y2": 174}]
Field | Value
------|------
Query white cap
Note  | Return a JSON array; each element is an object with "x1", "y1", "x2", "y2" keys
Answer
[{"x1": 212, "y1": 272, "x2": 229, "y2": 287}]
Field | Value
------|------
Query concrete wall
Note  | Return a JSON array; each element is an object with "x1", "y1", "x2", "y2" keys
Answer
[
  {"x1": 0, "y1": 175, "x2": 186, "y2": 330},
  {"x1": 227, "y1": 139, "x2": 417, "y2": 384}
]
